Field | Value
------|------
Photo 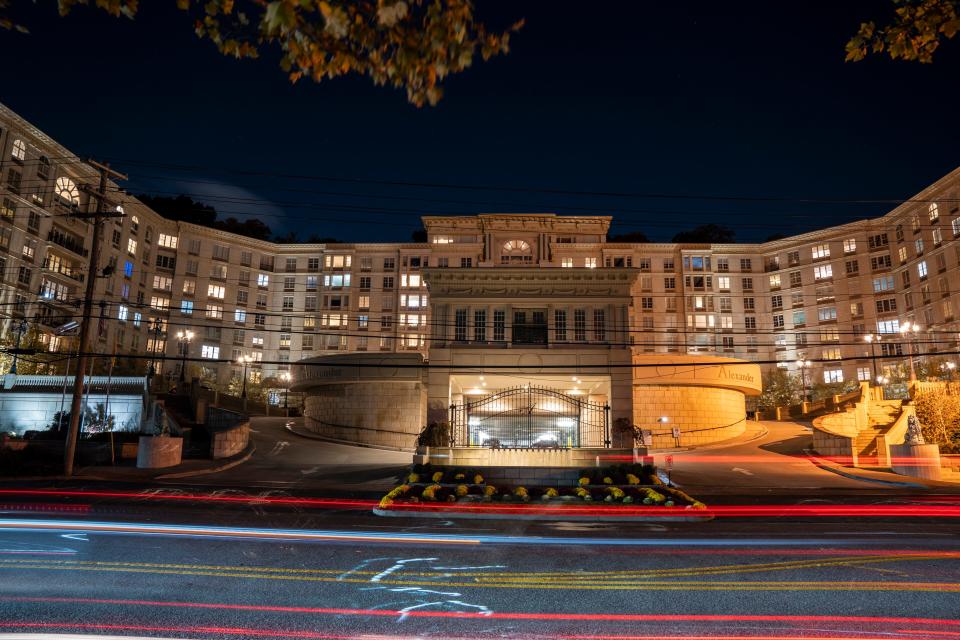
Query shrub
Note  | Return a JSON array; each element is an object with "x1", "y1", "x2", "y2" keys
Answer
[{"x1": 912, "y1": 390, "x2": 960, "y2": 449}]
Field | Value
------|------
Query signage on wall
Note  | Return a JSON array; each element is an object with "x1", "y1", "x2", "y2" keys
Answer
[
  {"x1": 640, "y1": 429, "x2": 653, "y2": 446},
  {"x1": 671, "y1": 427, "x2": 681, "y2": 439}
]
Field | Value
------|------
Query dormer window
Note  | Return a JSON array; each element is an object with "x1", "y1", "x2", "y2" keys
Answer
[{"x1": 54, "y1": 176, "x2": 80, "y2": 205}]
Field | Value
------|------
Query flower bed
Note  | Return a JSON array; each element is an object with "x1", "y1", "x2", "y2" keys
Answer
[{"x1": 377, "y1": 463, "x2": 706, "y2": 512}]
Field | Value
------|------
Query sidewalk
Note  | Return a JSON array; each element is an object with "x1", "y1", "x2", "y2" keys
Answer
[
  {"x1": 648, "y1": 421, "x2": 769, "y2": 454},
  {"x1": 4, "y1": 443, "x2": 255, "y2": 483},
  {"x1": 804, "y1": 448, "x2": 960, "y2": 490}
]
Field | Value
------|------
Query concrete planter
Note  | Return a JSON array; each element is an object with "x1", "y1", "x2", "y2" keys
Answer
[
  {"x1": 890, "y1": 443, "x2": 942, "y2": 481},
  {"x1": 136, "y1": 435, "x2": 183, "y2": 469},
  {"x1": 120, "y1": 441, "x2": 139, "y2": 460}
]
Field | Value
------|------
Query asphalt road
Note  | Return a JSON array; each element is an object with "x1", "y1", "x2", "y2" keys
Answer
[{"x1": 0, "y1": 502, "x2": 959, "y2": 639}]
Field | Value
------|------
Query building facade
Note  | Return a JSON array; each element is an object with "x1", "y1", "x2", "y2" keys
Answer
[{"x1": 2, "y1": 102, "x2": 960, "y2": 419}]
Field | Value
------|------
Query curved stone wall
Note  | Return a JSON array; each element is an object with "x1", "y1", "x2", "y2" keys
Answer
[
  {"x1": 292, "y1": 353, "x2": 427, "y2": 451},
  {"x1": 631, "y1": 354, "x2": 762, "y2": 448}
]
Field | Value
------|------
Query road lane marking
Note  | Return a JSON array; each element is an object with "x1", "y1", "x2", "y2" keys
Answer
[
  {"x1": 2, "y1": 565, "x2": 957, "y2": 591},
  {"x1": 3, "y1": 553, "x2": 950, "y2": 580},
  {"x1": 731, "y1": 468, "x2": 754, "y2": 476}
]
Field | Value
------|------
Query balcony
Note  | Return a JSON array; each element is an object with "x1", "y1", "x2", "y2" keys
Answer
[
  {"x1": 47, "y1": 230, "x2": 88, "y2": 258},
  {"x1": 512, "y1": 323, "x2": 548, "y2": 346}
]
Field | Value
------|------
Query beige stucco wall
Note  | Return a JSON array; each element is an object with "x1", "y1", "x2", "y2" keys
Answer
[
  {"x1": 633, "y1": 385, "x2": 747, "y2": 447},
  {"x1": 630, "y1": 354, "x2": 761, "y2": 448},
  {"x1": 303, "y1": 382, "x2": 427, "y2": 451}
]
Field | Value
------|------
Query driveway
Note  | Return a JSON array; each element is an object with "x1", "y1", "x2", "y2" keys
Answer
[{"x1": 177, "y1": 416, "x2": 410, "y2": 492}]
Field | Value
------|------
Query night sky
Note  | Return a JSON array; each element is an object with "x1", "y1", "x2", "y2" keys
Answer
[{"x1": 1, "y1": 1, "x2": 959, "y2": 243}]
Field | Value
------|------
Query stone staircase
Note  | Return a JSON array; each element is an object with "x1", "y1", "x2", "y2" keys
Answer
[{"x1": 858, "y1": 399, "x2": 904, "y2": 466}]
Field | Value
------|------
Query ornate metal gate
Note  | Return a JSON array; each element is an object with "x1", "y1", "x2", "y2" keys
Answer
[{"x1": 449, "y1": 386, "x2": 609, "y2": 448}]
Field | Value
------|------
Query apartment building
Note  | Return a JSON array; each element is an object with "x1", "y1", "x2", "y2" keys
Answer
[{"x1": 2, "y1": 102, "x2": 959, "y2": 395}]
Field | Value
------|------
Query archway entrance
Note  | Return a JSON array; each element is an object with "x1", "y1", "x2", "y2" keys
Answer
[{"x1": 449, "y1": 386, "x2": 609, "y2": 448}]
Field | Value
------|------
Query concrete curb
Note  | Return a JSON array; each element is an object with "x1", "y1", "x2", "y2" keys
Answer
[
  {"x1": 155, "y1": 444, "x2": 256, "y2": 479},
  {"x1": 803, "y1": 448, "x2": 928, "y2": 489},
  {"x1": 284, "y1": 423, "x2": 415, "y2": 454},
  {"x1": 372, "y1": 507, "x2": 712, "y2": 523}
]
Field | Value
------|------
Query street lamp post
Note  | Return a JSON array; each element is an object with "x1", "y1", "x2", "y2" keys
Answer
[
  {"x1": 796, "y1": 359, "x2": 812, "y2": 404},
  {"x1": 8, "y1": 319, "x2": 28, "y2": 374},
  {"x1": 942, "y1": 361, "x2": 956, "y2": 382},
  {"x1": 176, "y1": 330, "x2": 194, "y2": 384},
  {"x1": 863, "y1": 333, "x2": 882, "y2": 382},
  {"x1": 147, "y1": 319, "x2": 163, "y2": 382},
  {"x1": 237, "y1": 355, "x2": 253, "y2": 398},
  {"x1": 899, "y1": 321, "x2": 921, "y2": 382},
  {"x1": 280, "y1": 371, "x2": 291, "y2": 418}
]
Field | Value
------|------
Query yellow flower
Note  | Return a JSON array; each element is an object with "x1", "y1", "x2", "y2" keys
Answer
[
  {"x1": 690, "y1": 501, "x2": 708, "y2": 510},
  {"x1": 578, "y1": 477, "x2": 590, "y2": 486},
  {"x1": 432, "y1": 471, "x2": 444, "y2": 483},
  {"x1": 378, "y1": 496, "x2": 394, "y2": 508},
  {"x1": 483, "y1": 485, "x2": 497, "y2": 497},
  {"x1": 421, "y1": 484, "x2": 442, "y2": 500},
  {"x1": 602, "y1": 477, "x2": 613, "y2": 485},
  {"x1": 575, "y1": 487, "x2": 590, "y2": 498},
  {"x1": 626, "y1": 473, "x2": 641, "y2": 485},
  {"x1": 454, "y1": 473, "x2": 465, "y2": 480},
  {"x1": 608, "y1": 487, "x2": 625, "y2": 499},
  {"x1": 514, "y1": 487, "x2": 528, "y2": 497},
  {"x1": 474, "y1": 474, "x2": 484, "y2": 484},
  {"x1": 544, "y1": 488, "x2": 559, "y2": 498},
  {"x1": 407, "y1": 473, "x2": 420, "y2": 483},
  {"x1": 455, "y1": 484, "x2": 469, "y2": 497}
]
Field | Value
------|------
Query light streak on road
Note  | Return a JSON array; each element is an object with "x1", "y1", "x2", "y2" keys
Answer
[{"x1": 2, "y1": 489, "x2": 960, "y2": 519}]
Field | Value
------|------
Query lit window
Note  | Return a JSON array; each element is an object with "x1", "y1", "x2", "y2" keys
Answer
[
  {"x1": 235, "y1": 309, "x2": 246, "y2": 323},
  {"x1": 158, "y1": 233, "x2": 178, "y2": 249},
  {"x1": 717, "y1": 276, "x2": 730, "y2": 290},
  {"x1": 206, "y1": 304, "x2": 223, "y2": 320},
  {"x1": 769, "y1": 274, "x2": 781, "y2": 288},
  {"x1": 813, "y1": 264, "x2": 833, "y2": 280},
  {"x1": 432, "y1": 235, "x2": 455, "y2": 244},
  {"x1": 149, "y1": 296, "x2": 169, "y2": 311},
  {"x1": 133, "y1": 312, "x2": 142, "y2": 328},
  {"x1": 585, "y1": 257, "x2": 597, "y2": 268},
  {"x1": 811, "y1": 244, "x2": 830, "y2": 259},
  {"x1": 117, "y1": 305, "x2": 129, "y2": 321},
  {"x1": 401, "y1": 273, "x2": 422, "y2": 288},
  {"x1": 201, "y1": 345, "x2": 220, "y2": 359},
  {"x1": 207, "y1": 284, "x2": 225, "y2": 299},
  {"x1": 180, "y1": 300, "x2": 193, "y2": 315},
  {"x1": 823, "y1": 369, "x2": 843, "y2": 384},
  {"x1": 11, "y1": 139, "x2": 26, "y2": 161},
  {"x1": 929, "y1": 202, "x2": 939, "y2": 221},
  {"x1": 918, "y1": 260, "x2": 928, "y2": 279},
  {"x1": 127, "y1": 238, "x2": 137, "y2": 256},
  {"x1": 843, "y1": 238, "x2": 856, "y2": 253},
  {"x1": 257, "y1": 273, "x2": 269, "y2": 287},
  {"x1": 323, "y1": 274, "x2": 351, "y2": 288},
  {"x1": 877, "y1": 319, "x2": 900, "y2": 334},
  {"x1": 561, "y1": 257, "x2": 573, "y2": 268},
  {"x1": 54, "y1": 177, "x2": 79, "y2": 205}
]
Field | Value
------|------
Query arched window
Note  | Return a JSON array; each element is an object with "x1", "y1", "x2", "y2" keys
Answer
[
  {"x1": 501, "y1": 239, "x2": 532, "y2": 264},
  {"x1": 130, "y1": 213, "x2": 139, "y2": 233},
  {"x1": 503, "y1": 239, "x2": 531, "y2": 253},
  {"x1": 37, "y1": 156, "x2": 50, "y2": 180},
  {"x1": 54, "y1": 176, "x2": 79, "y2": 205},
  {"x1": 11, "y1": 139, "x2": 26, "y2": 162}
]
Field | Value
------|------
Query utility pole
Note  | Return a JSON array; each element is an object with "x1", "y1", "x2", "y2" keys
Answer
[{"x1": 63, "y1": 160, "x2": 127, "y2": 476}]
